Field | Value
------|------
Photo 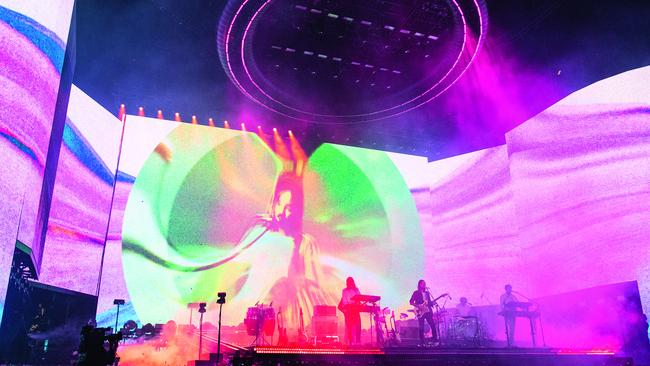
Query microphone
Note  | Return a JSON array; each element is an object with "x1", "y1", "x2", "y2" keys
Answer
[{"x1": 255, "y1": 214, "x2": 273, "y2": 222}]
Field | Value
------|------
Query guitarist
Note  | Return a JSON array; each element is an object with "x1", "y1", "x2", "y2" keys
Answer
[
  {"x1": 409, "y1": 280, "x2": 439, "y2": 346},
  {"x1": 338, "y1": 277, "x2": 361, "y2": 345}
]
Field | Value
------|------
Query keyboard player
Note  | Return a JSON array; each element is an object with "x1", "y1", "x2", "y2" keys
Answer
[
  {"x1": 338, "y1": 277, "x2": 362, "y2": 345},
  {"x1": 500, "y1": 284, "x2": 518, "y2": 346}
]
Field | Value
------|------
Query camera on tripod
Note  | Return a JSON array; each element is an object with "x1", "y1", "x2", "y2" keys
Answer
[{"x1": 77, "y1": 326, "x2": 122, "y2": 366}]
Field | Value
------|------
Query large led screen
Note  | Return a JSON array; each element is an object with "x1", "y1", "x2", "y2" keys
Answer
[
  {"x1": 98, "y1": 117, "x2": 426, "y2": 330},
  {"x1": 0, "y1": 1, "x2": 74, "y2": 324},
  {"x1": 38, "y1": 86, "x2": 121, "y2": 295}
]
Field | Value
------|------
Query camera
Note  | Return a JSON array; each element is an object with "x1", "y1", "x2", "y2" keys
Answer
[{"x1": 77, "y1": 326, "x2": 122, "y2": 366}]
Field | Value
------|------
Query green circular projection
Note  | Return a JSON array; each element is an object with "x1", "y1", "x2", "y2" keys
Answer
[{"x1": 122, "y1": 124, "x2": 423, "y2": 328}]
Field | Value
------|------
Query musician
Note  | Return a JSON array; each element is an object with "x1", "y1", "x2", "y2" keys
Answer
[
  {"x1": 338, "y1": 277, "x2": 362, "y2": 345},
  {"x1": 455, "y1": 297, "x2": 472, "y2": 317},
  {"x1": 500, "y1": 284, "x2": 518, "y2": 346},
  {"x1": 409, "y1": 280, "x2": 438, "y2": 345}
]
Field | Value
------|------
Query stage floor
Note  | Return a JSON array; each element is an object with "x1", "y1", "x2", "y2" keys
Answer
[{"x1": 229, "y1": 346, "x2": 632, "y2": 366}]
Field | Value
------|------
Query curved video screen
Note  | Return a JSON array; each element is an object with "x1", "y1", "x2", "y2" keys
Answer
[{"x1": 109, "y1": 119, "x2": 425, "y2": 329}]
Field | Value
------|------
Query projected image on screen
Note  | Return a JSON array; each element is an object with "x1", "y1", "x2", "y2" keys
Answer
[{"x1": 120, "y1": 122, "x2": 423, "y2": 329}]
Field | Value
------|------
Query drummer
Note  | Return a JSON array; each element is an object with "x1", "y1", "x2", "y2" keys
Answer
[{"x1": 455, "y1": 297, "x2": 472, "y2": 317}]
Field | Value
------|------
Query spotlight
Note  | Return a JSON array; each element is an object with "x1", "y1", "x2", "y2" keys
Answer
[
  {"x1": 273, "y1": 127, "x2": 277, "y2": 132},
  {"x1": 197, "y1": 302, "x2": 209, "y2": 361},
  {"x1": 241, "y1": 123, "x2": 246, "y2": 131},
  {"x1": 288, "y1": 130, "x2": 293, "y2": 136},
  {"x1": 113, "y1": 299, "x2": 125, "y2": 335},
  {"x1": 138, "y1": 106, "x2": 144, "y2": 116},
  {"x1": 215, "y1": 292, "x2": 226, "y2": 365},
  {"x1": 157, "y1": 110, "x2": 163, "y2": 119},
  {"x1": 224, "y1": 120, "x2": 230, "y2": 128}
]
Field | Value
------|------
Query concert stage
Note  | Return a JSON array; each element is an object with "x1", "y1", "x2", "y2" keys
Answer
[{"x1": 228, "y1": 346, "x2": 632, "y2": 366}]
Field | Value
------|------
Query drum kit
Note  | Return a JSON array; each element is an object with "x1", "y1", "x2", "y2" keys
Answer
[
  {"x1": 244, "y1": 304, "x2": 276, "y2": 346},
  {"x1": 398, "y1": 308, "x2": 488, "y2": 347}
]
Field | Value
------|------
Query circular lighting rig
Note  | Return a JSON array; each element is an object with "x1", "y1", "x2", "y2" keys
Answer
[{"x1": 218, "y1": 0, "x2": 488, "y2": 123}]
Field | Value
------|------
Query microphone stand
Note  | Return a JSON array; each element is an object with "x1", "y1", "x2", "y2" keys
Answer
[{"x1": 427, "y1": 289, "x2": 442, "y2": 345}]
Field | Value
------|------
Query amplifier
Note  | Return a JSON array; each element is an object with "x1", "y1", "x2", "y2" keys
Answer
[
  {"x1": 312, "y1": 315, "x2": 338, "y2": 336},
  {"x1": 313, "y1": 305, "x2": 337, "y2": 316},
  {"x1": 396, "y1": 319, "x2": 430, "y2": 340}
]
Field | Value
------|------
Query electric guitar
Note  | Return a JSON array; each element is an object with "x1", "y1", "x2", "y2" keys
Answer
[
  {"x1": 412, "y1": 293, "x2": 449, "y2": 319},
  {"x1": 276, "y1": 308, "x2": 289, "y2": 346},
  {"x1": 298, "y1": 307, "x2": 308, "y2": 343}
]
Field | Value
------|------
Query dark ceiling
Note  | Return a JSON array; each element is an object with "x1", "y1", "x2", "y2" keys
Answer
[
  {"x1": 74, "y1": 0, "x2": 650, "y2": 160},
  {"x1": 217, "y1": 0, "x2": 484, "y2": 121}
]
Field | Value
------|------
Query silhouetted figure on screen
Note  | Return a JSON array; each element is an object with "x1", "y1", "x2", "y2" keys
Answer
[{"x1": 235, "y1": 172, "x2": 335, "y2": 329}]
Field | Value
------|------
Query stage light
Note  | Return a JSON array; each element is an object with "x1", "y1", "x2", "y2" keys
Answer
[
  {"x1": 256, "y1": 125, "x2": 271, "y2": 146},
  {"x1": 273, "y1": 128, "x2": 290, "y2": 160},
  {"x1": 224, "y1": 120, "x2": 230, "y2": 129},
  {"x1": 138, "y1": 106, "x2": 144, "y2": 116},
  {"x1": 118, "y1": 104, "x2": 126, "y2": 120},
  {"x1": 174, "y1": 112, "x2": 181, "y2": 122},
  {"x1": 288, "y1": 130, "x2": 293, "y2": 136},
  {"x1": 191, "y1": 115, "x2": 198, "y2": 124},
  {"x1": 241, "y1": 122, "x2": 246, "y2": 131},
  {"x1": 208, "y1": 118, "x2": 215, "y2": 127},
  {"x1": 157, "y1": 110, "x2": 163, "y2": 119}
]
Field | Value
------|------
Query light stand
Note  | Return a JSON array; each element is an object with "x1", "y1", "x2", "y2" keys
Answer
[
  {"x1": 216, "y1": 292, "x2": 227, "y2": 366},
  {"x1": 187, "y1": 303, "x2": 201, "y2": 329},
  {"x1": 113, "y1": 299, "x2": 125, "y2": 334},
  {"x1": 198, "y1": 302, "x2": 206, "y2": 360}
]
